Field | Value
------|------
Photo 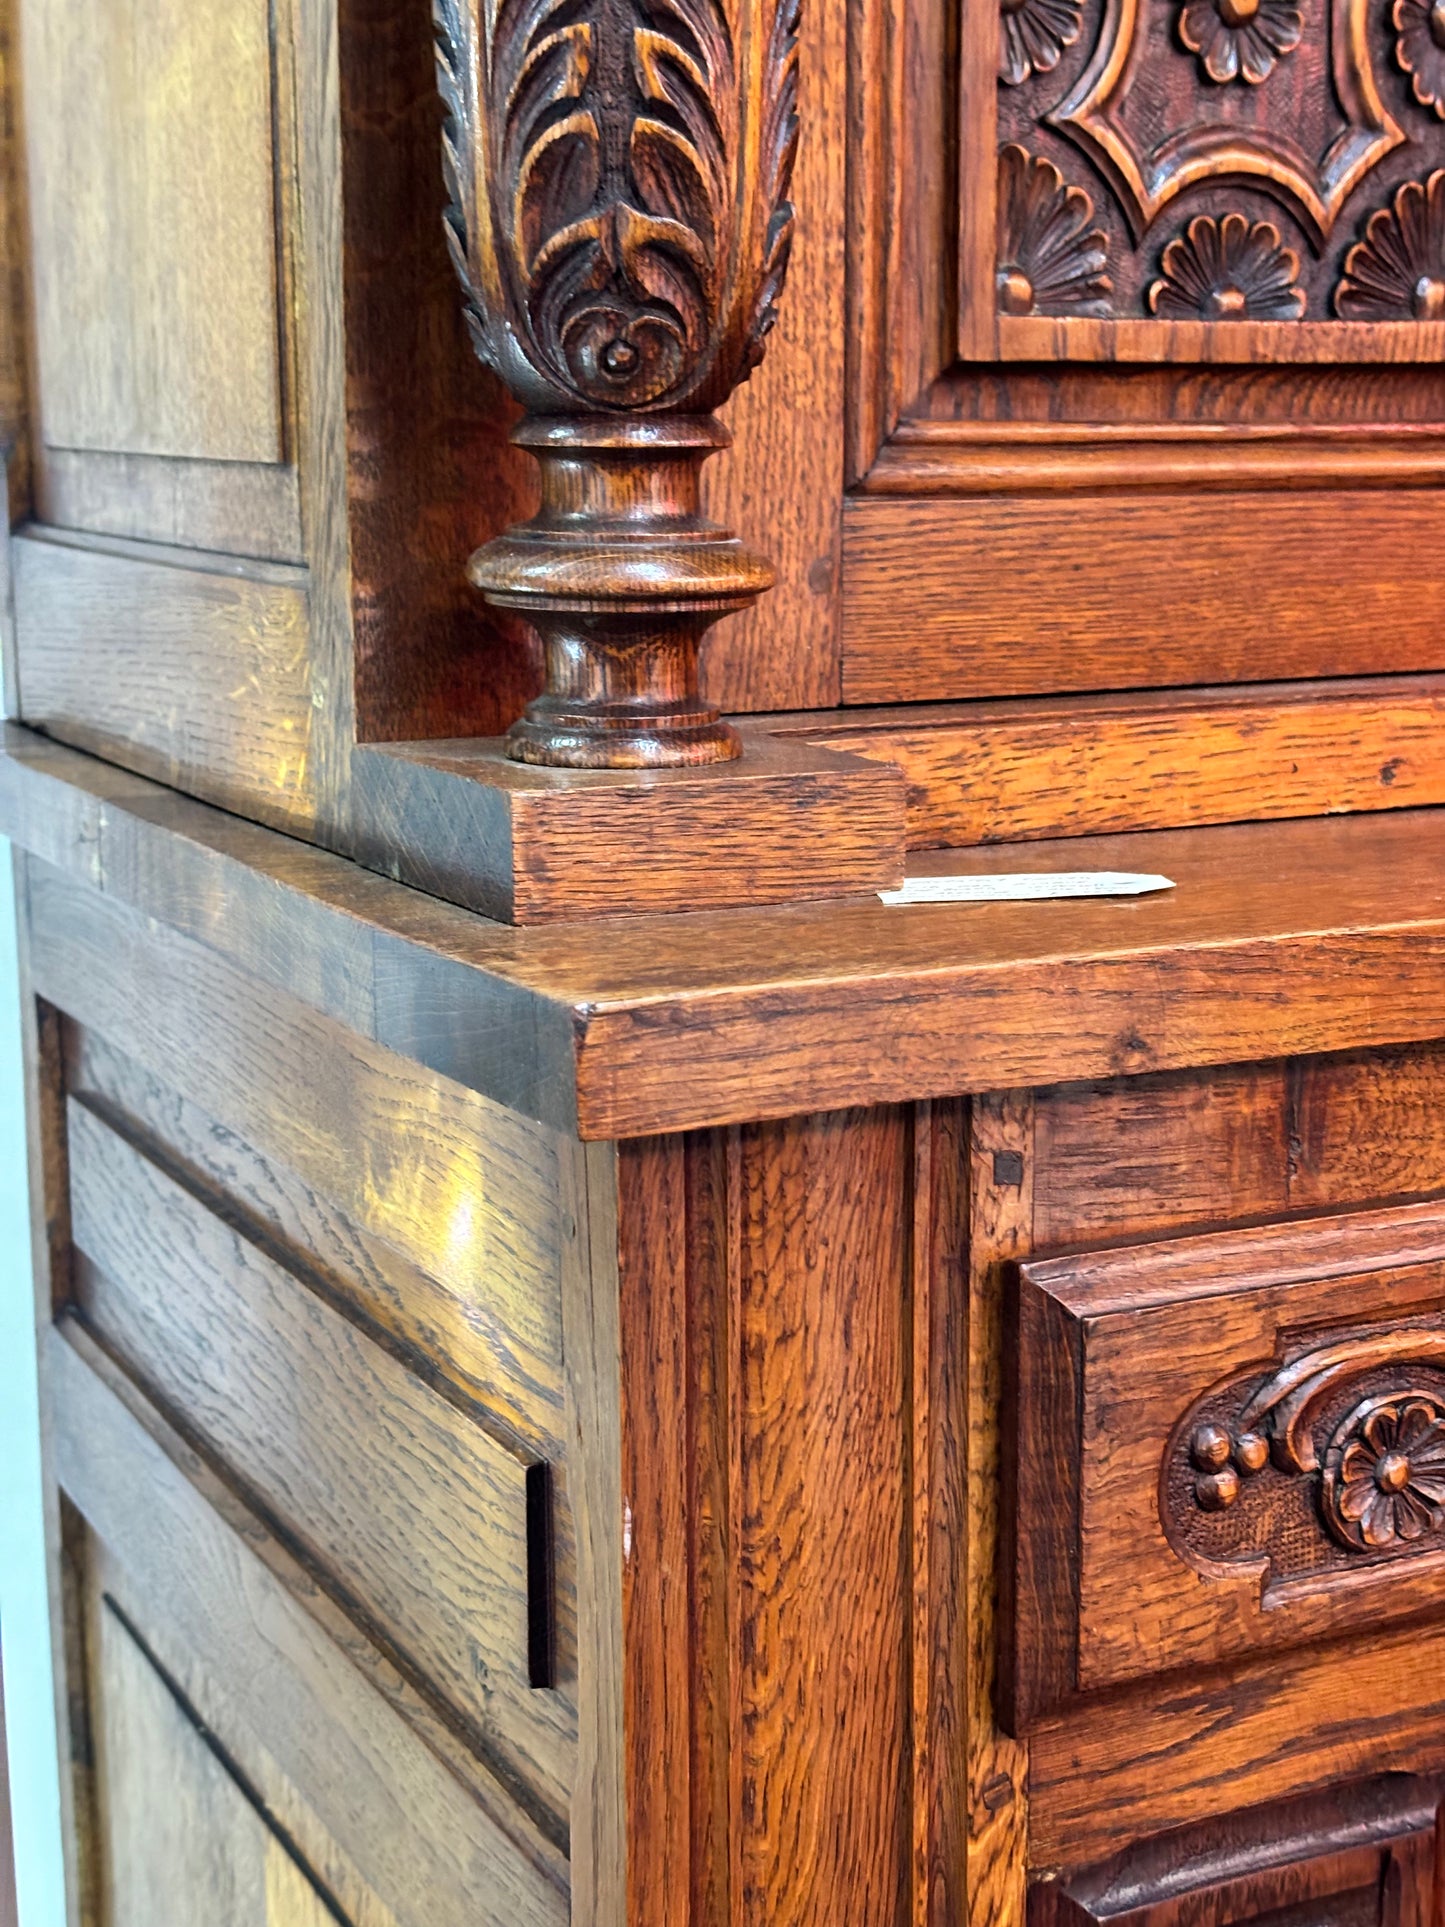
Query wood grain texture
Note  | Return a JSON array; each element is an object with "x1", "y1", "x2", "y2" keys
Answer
[
  {"x1": 912, "y1": 1100, "x2": 972, "y2": 1927},
  {"x1": 733, "y1": 1108, "x2": 912, "y2": 1927},
  {"x1": 25, "y1": 858, "x2": 570, "y2": 1430},
  {"x1": 15, "y1": 533, "x2": 317, "y2": 832},
  {"x1": 65, "y1": 1100, "x2": 572, "y2": 1826},
  {"x1": 1032, "y1": 1063, "x2": 1291, "y2": 1248},
  {"x1": 352, "y1": 730, "x2": 904, "y2": 922},
  {"x1": 89, "y1": 1592, "x2": 342, "y2": 1927},
  {"x1": 841, "y1": 493, "x2": 1445, "y2": 705},
  {"x1": 1290, "y1": 1043, "x2": 1445, "y2": 1209},
  {"x1": 785, "y1": 681, "x2": 1445, "y2": 849},
  {"x1": 16, "y1": 729, "x2": 1445, "y2": 1137},
  {"x1": 20, "y1": 0, "x2": 283, "y2": 463},
  {"x1": 1028, "y1": 1613, "x2": 1445, "y2": 1868},
  {"x1": 966, "y1": 1094, "x2": 1033, "y2": 1927},
  {"x1": 51, "y1": 1325, "x2": 569, "y2": 1927}
]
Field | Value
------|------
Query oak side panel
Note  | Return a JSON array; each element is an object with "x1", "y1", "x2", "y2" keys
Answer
[
  {"x1": 20, "y1": 0, "x2": 283, "y2": 463},
  {"x1": 51, "y1": 1327, "x2": 569, "y2": 1927},
  {"x1": 25, "y1": 861, "x2": 568, "y2": 1445},
  {"x1": 15, "y1": 534, "x2": 317, "y2": 833},
  {"x1": 87, "y1": 1587, "x2": 340, "y2": 1927},
  {"x1": 65, "y1": 1102, "x2": 572, "y2": 1826},
  {"x1": 841, "y1": 493, "x2": 1445, "y2": 704}
]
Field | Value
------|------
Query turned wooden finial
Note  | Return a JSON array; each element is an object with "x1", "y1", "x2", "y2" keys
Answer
[{"x1": 434, "y1": 0, "x2": 799, "y2": 766}]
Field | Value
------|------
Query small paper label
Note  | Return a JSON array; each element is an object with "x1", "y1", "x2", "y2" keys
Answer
[{"x1": 878, "y1": 871, "x2": 1176, "y2": 907}]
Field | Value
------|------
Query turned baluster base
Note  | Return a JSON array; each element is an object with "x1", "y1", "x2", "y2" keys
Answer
[{"x1": 469, "y1": 416, "x2": 770, "y2": 770}]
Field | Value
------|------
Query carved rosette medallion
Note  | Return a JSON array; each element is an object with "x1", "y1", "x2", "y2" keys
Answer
[
  {"x1": 1149, "y1": 213, "x2": 1306, "y2": 316},
  {"x1": 1166, "y1": 1325, "x2": 1445, "y2": 1587},
  {"x1": 996, "y1": 144, "x2": 1112, "y2": 313},
  {"x1": 433, "y1": 0, "x2": 799, "y2": 765},
  {"x1": 1179, "y1": 0, "x2": 1303, "y2": 85},
  {"x1": 1335, "y1": 170, "x2": 1445, "y2": 315},
  {"x1": 1396, "y1": 0, "x2": 1445, "y2": 117},
  {"x1": 1048, "y1": 0, "x2": 1406, "y2": 244},
  {"x1": 1321, "y1": 1395, "x2": 1445, "y2": 1548}
]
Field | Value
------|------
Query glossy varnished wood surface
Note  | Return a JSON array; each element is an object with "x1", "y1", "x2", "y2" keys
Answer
[{"x1": 8, "y1": 726, "x2": 1445, "y2": 1136}]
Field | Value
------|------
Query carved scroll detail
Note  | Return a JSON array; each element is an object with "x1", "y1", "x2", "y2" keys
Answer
[
  {"x1": 1170, "y1": 1326, "x2": 1445, "y2": 1573},
  {"x1": 1049, "y1": 0, "x2": 1405, "y2": 243}
]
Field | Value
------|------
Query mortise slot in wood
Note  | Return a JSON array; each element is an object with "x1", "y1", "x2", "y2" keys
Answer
[{"x1": 526, "y1": 1463, "x2": 556, "y2": 1692}]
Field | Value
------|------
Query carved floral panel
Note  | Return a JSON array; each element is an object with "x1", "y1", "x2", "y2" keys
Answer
[{"x1": 990, "y1": 0, "x2": 1445, "y2": 335}]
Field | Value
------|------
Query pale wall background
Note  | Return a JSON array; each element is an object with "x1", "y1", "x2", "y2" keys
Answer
[{"x1": 0, "y1": 838, "x2": 67, "y2": 1925}]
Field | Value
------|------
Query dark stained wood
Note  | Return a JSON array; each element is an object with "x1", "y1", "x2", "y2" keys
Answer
[
  {"x1": 352, "y1": 728, "x2": 904, "y2": 922},
  {"x1": 1289, "y1": 1042, "x2": 1445, "y2": 1209},
  {"x1": 430, "y1": 0, "x2": 800, "y2": 764},
  {"x1": 841, "y1": 493, "x2": 1445, "y2": 706},
  {"x1": 780, "y1": 681, "x2": 1445, "y2": 850},
  {"x1": 1030, "y1": 1777, "x2": 1440, "y2": 1927}
]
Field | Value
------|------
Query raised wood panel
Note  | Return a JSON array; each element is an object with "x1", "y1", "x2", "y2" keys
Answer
[
  {"x1": 34, "y1": 451, "x2": 304, "y2": 566},
  {"x1": 1028, "y1": 1613, "x2": 1445, "y2": 1866},
  {"x1": 14, "y1": 532, "x2": 317, "y2": 831},
  {"x1": 790, "y1": 681, "x2": 1445, "y2": 849},
  {"x1": 841, "y1": 492, "x2": 1445, "y2": 704},
  {"x1": 66, "y1": 1100, "x2": 574, "y2": 1823},
  {"x1": 64, "y1": 1022, "x2": 566, "y2": 1453},
  {"x1": 20, "y1": 0, "x2": 284, "y2": 463},
  {"x1": 23, "y1": 861, "x2": 570, "y2": 1438},
  {"x1": 1008, "y1": 1201, "x2": 1445, "y2": 1728},
  {"x1": 89, "y1": 1590, "x2": 342, "y2": 1927},
  {"x1": 51, "y1": 1328, "x2": 570, "y2": 1927}
]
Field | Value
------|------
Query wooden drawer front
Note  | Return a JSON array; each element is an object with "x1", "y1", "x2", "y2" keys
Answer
[
  {"x1": 66, "y1": 1099, "x2": 574, "y2": 1822},
  {"x1": 1006, "y1": 1199, "x2": 1445, "y2": 1731},
  {"x1": 1031, "y1": 1777, "x2": 1439, "y2": 1927}
]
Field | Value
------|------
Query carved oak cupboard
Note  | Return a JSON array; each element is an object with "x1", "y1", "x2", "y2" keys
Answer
[{"x1": 4, "y1": 0, "x2": 1445, "y2": 1921}]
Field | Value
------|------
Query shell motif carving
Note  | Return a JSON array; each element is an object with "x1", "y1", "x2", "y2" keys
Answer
[
  {"x1": 434, "y1": 0, "x2": 799, "y2": 414},
  {"x1": 1149, "y1": 213, "x2": 1306, "y2": 318},
  {"x1": 996, "y1": 144, "x2": 1112, "y2": 315},
  {"x1": 1396, "y1": 0, "x2": 1445, "y2": 116},
  {"x1": 1335, "y1": 171, "x2": 1445, "y2": 318}
]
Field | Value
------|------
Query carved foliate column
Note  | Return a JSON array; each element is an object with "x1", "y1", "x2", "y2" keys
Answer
[{"x1": 433, "y1": 0, "x2": 799, "y2": 766}]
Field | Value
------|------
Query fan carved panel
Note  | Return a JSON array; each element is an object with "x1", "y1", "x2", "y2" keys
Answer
[{"x1": 983, "y1": 0, "x2": 1445, "y2": 354}]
